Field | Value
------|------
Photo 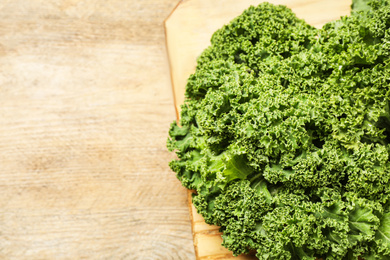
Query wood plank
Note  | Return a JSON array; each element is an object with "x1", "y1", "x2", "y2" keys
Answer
[
  {"x1": 165, "y1": 0, "x2": 352, "y2": 259},
  {"x1": 0, "y1": 0, "x2": 196, "y2": 259}
]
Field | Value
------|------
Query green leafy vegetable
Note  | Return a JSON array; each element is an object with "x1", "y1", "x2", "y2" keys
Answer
[
  {"x1": 352, "y1": 0, "x2": 372, "y2": 12},
  {"x1": 167, "y1": 0, "x2": 390, "y2": 259}
]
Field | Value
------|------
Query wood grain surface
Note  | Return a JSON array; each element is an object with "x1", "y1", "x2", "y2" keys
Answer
[
  {"x1": 0, "y1": 0, "x2": 196, "y2": 259},
  {"x1": 166, "y1": 0, "x2": 351, "y2": 259}
]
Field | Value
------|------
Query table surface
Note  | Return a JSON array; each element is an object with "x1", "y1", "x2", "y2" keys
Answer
[
  {"x1": 0, "y1": 0, "x2": 195, "y2": 259},
  {"x1": 0, "y1": 0, "x2": 354, "y2": 259}
]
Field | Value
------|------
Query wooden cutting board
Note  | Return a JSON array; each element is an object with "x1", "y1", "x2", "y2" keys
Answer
[{"x1": 165, "y1": 0, "x2": 351, "y2": 259}]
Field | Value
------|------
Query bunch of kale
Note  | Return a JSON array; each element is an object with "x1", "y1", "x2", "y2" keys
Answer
[{"x1": 168, "y1": 1, "x2": 390, "y2": 259}]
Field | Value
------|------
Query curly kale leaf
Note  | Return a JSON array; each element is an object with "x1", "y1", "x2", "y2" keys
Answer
[{"x1": 168, "y1": 1, "x2": 390, "y2": 259}]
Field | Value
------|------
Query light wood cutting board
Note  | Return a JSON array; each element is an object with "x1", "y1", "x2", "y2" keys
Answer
[{"x1": 165, "y1": 0, "x2": 351, "y2": 259}]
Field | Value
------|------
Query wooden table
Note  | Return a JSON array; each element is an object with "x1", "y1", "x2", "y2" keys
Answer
[
  {"x1": 0, "y1": 0, "x2": 353, "y2": 259},
  {"x1": 0, "y1": 0, "x2": 195, "y2": 259}
]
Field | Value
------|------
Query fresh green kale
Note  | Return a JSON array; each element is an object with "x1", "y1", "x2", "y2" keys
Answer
[
  {"x1": 352, "y1": 0, "x2": 372, "y2": 12},
  {"x1": 167, "y1": 0, "x2": 390, "y2": 259}
]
